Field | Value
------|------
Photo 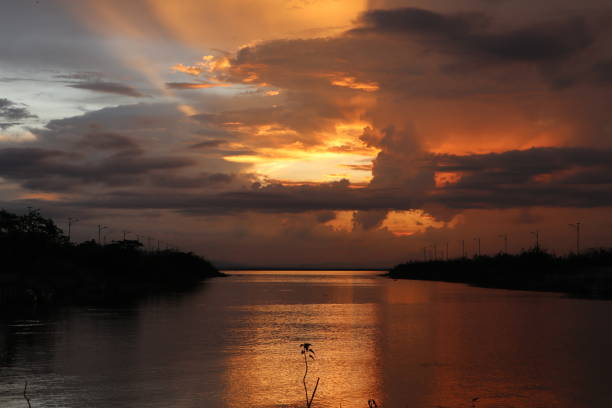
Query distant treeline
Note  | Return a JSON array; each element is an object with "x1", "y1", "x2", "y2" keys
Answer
[
  {"x1": 388, "y1": 248, "x2": 612, "y2": 299},
  {"x1": 0, "y1": 209, "x2": 223, "y2": 306}
]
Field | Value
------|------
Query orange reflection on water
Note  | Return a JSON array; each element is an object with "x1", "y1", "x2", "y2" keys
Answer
[{"x1": 222, "y1": 273, "x2": 382, "y2": 408}]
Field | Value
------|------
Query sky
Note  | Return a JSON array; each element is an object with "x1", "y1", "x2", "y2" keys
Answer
[{"x1": 2, "y1": 0, "x2": 612, "y2": 268}]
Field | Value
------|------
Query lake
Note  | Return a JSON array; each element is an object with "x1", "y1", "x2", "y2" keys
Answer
[{"x1": 1, "y1": 270, "x2": 612, "y2": 408}]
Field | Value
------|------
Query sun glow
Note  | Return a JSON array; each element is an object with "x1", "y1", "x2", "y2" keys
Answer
[{"x1": 223, "y1": 122, "x2": 379, "y2": 183}]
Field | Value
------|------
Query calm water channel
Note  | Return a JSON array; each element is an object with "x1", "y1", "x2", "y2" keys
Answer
[{"x1": 1, "y1": 270, "x2": 612, "y2": 408}]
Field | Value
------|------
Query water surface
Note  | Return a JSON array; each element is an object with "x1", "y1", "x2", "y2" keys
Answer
[{"x1": 1, "y1": 270, "x2": 611, "y2": 407}]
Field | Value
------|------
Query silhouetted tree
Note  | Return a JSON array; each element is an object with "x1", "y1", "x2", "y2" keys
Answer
[{"x1": 0, "y1": 208, "x2": 222, "y2": 306}]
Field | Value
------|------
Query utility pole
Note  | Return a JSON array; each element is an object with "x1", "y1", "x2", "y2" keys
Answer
[
  {"x1": 122, "y1": 230, "x2": 130, "y2": 241},
  {"x1": 569, "y1": 222, "x2": 581, "y2": 254},
  {"x1": 531, "y1": 230, "x2": 540, "y2": 249},
  {"x1": 461, "y1": 239, "x2": 465, "y2": 258},
  {"x1": 498, "y1": 234, "x2": 508, "y2": 254},
  {"x1": 433, "y1": 243, "x2": 437, "y2": 261},
  {"x1": 67, "y1": 217, "x2": 78, "y2": 242},
  {"x1": 473, "y1": 238, "x2": 481, "y2": 257},
  {"x1": 445, "y1": 242, "x2": 449, "y2": 260},
  {"x1": 97, "y1": 225, "x2": 107, "y2": 244}
]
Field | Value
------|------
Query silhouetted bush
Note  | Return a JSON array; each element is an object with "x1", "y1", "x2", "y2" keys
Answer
[
  {"x1": 0, "y1": 208, "x2": 223, "y2": 306},
  {"x1": 388, "y1": 247, "x2": 612, "y2": 299}
]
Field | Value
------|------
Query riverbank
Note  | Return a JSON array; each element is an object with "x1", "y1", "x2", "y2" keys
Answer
[
  {"x1": 387, "y1": 248, "x2": 612, "y2": 299},
  {"x1": 0, "y1": 209, "x2": 224, "y2": 306}
]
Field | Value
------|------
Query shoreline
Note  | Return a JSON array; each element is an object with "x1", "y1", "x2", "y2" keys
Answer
[
  {"x1": 0, "y1": 209, "x2": 224, "y2": 308},
  {"x1": 386, "y1": 248, "x2": 612, "y2": 300}
]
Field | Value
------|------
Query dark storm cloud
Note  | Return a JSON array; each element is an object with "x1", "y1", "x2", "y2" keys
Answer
[
  {"x1": 0, "y1": 146, "x2": 193, "y2": 191},
  {"x1": 151, "y1": 173, "x2": 235, "y2": 189},
  {"x1": 353, "y1": 8, "x2": 593, "y2": 62},
  {"x1": 592, "y1": 60, "x2": 612, "y2": 83},
  {"x1": 65, "y1": 179, "x2": 410, "y2": 213},
  {"x1": 75, "y1": 132, "x2": 141, "y2": 152},
  {"x1": 190, "y1": 139, "x2": 226, "y2": 149},
  {"x1": 436, "y1": 147, "x2": 612, "y2": 175},
  {"x1": 68, "y1": 82, "x2": 146, "y2": 97},
  {"x1": 0, "y1": 98, "x2": 37, "y2": 129},
  {"x1": 353, "y1": 210, "x2": 388, "y2": 230},
  {"x1": 432, "y1": 147, "x2": 612, "y2": 208}
]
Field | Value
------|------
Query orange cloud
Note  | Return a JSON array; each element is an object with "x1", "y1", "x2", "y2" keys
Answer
[
  {"x1": 19, "y1": 193, "x2": 63, "y2": 201},
  {"x1": 434, "y1": 172, "x2": 462, "y2": 187},
  {"x1": 171, "y1": 63, "x2": 204, "y2": 76},
  {"x1": 382, "y1": 210, "x2": 457, "y2": 237},
  {"x1": 331, "y1": 76, "x2": 379, "y2": 92}
]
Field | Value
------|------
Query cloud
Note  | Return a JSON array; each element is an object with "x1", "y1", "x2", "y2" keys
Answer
[
  {"x1": 352, "y1": 209, "x2": 388, "y2": 230},
  {"x1": 165, "y1": 82, "x2": 230, "y2": 90},
  {"x1": 151, "y1": 172, "x2": 236, "y2": 189},
  {"x1": 0, "y1": 122, "x2": 20, "y2": 130},
  {"x1": 592, "y1": 60, "x2": 612, "y2": 83},
  {"x1": 0, "y1": 98, "x2": 37, "y2": 129},
  {"x1": 52, "y1": 145, "x2": 612, "y2": 214},
  {"x1": 5, "y1": 115, "x2": 611, "y2": 214},
  {"x1": 68, "y1": 81, "x2": 146, "y2": 97},
  {"x1": 431, "y1": 147, "x2": 612, "y2": 209},
  {"x1": 190, "y1": 139, "x2": 226, "y2": 149},
  {"x1": 56, "y1": 71, "x2": 104, "y2": 81},
  {"x1": 2, "y1": 4, "x2": 612, "y2": 237},
  {"x1": 315, "y1": 210, "x2": 336, "y2": 223},
  {"x1": 353, "y1": 8, "x2": 593, "y2": 62},
  {"x1": 0, "y1": 146, "x2": 194, "y2": 192},
  {"x1": 75, "y1": 132, "x2": 142, "y2": 152}
]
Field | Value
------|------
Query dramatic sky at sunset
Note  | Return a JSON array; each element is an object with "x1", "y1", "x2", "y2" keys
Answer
[{"x1": 2, "y1": 0, "x2": 612, "y2": 267}]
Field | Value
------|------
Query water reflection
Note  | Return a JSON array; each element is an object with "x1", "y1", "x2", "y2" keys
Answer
[
  {"x1": 223, "y1": 303, "x2": 381, "y2": 407},
  {"x1": 1, "y1": 272, "x2": 612, "y2": 408},
  {"x1": 222, "y1": 271, "x2": 383, "y2": 408}
]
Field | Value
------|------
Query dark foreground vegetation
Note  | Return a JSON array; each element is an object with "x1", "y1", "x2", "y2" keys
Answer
[
  {"x1": 388, "y1": 248, "x2": 612, "y2": 299},
  {"x1": 0, "y1": 209, "x2": 223, "y2": 306}
]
